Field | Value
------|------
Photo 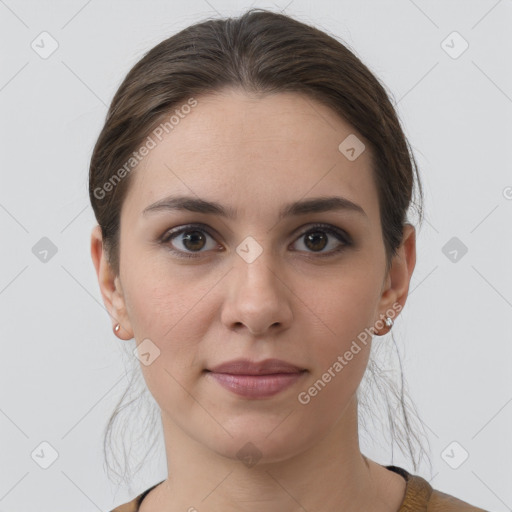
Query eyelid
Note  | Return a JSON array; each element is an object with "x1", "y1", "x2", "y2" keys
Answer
[
  {"x1": 293, "y1": 222, "x2": 351, "y2": 244},
  {"x1": 161, "y1": 222, "x2": 219, "y2": 242}
]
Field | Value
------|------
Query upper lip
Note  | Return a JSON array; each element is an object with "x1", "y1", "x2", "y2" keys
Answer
[{"x1": 207, "y1": 358, "x2": 306, "y2": 375}]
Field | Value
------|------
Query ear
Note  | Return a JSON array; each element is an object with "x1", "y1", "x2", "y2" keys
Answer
[
  {"x1": 90, "y1": 225, "x2": 134, "y2": 340},
  {"x1": 376, "y1": 223, "x2": 416, "y2": 322}
]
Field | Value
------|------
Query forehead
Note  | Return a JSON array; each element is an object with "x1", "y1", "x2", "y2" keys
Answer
[{"x1": 121, "y1": 88, "x2": 379, "y2": 224}]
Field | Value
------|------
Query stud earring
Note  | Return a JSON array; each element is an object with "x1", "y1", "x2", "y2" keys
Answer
[
  {"x1": 375, "y1": 316, "x2": 394, "y2": 336},
  {"x1": 114, "y1": 323, "x2": 120, "y2": 333}
]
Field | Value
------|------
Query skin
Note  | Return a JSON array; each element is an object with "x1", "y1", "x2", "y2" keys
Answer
[{"x1": 91, "y1": 88, "x2": 416, "y2": 512}]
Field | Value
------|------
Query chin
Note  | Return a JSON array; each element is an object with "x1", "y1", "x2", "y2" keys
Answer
[{"x1": 200, "y1": 423, "x2": 315, "y2": 467}]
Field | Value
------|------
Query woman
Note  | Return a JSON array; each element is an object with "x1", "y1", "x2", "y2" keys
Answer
[{"x1": 89, "y1": 8, "x2": 489, "y2": 512}]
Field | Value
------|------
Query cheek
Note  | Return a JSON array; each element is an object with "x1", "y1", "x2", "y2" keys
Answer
[
  {"x1": 125, "y1": 277, "x2": 207, "y2": 357},
  {"x1": 121, "y1": 261, "x2": 222, "y2": 386},
  {"x1": 124, "y1": 275, "x2": 213, "y2": 412},
  {"x1": 296, "y1": 266, "x2": 382, "y2": 400},
  {"x1": 121, "y1": 243, "x2": 211, "y2": 340},
  {"x1": 305, "y1": 264, "x2": 383, "y2": 348},
  {"x1": 296, "y1": 313, "x2": 373, "y2": 426}
]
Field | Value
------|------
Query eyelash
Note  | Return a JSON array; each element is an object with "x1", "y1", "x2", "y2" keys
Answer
[{"x1": 160, "y1": 222, "x2": 352, "y2": 260}]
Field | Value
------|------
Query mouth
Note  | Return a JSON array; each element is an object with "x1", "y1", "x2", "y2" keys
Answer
[{"x1": 204, "y1": 358, "x2": 308, "y2": 399}]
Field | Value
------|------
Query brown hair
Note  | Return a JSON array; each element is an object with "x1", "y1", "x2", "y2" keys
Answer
[{"x1": 89, "y1": 8, "x2": 431, "y2": 485}]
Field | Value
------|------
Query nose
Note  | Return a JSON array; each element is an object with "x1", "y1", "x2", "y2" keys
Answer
[{"x1": 220, "y1": 250, "x2": 293, "y2": 337}]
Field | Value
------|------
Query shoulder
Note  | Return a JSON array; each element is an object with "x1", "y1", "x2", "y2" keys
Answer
[
  {"x1": 110, "y1": 496, "x2": 140, "y2": 512},
  {"x1": 110, "y1": 481, "x2": 164, "y2": 512},
  {"x1": 385, "y1": 465, "x2": 490, "y2": 512},
  {"x1": 428, "y1": 488, "x2": 490, "y2": 511},
  {"x1": 111, "y1": 472, "x2": 490, "y2": 512}
]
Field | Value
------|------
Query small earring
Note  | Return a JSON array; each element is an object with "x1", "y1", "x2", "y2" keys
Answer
[
  {"x1": 376, "y1": 316, "x2": 394, "y2": 336},
  {"x1": 114, "y1": 323, "x2": 120, "y2": 333}
]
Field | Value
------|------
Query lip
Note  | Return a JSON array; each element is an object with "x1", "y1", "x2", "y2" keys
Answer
[
  {"x1": 205, "y1": 358, "x2": 307, "y2": 399},
  {"x1": 207, "y1": 358, "x2": 306, "y2": 375}
]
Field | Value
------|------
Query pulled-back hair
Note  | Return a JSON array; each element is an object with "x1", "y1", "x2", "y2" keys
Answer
[{"x1": 89, "y1": 8, "x2": 431, "y2": 487}]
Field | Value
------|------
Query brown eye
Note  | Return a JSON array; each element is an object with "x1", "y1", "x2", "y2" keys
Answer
[
  {"x1": 304, "y1": 231, "x2": 328, "y2": 252},
  {"x1": 291, "y1": 224, "x2": 351, "y2": 256},
  {"x1": 181, "y1": 231, "x2": 207, "y2": 251},
  {"x1": 162, "y1": 225, "x2": 219, "y2": 258}
]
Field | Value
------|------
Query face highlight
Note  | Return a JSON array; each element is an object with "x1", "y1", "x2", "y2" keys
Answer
[{"x1": 103, "y1": 88, "x2": 403, "y2": 463}]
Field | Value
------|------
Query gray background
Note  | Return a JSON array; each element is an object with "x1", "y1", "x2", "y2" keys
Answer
[{"x1": 0, "y1": 0, "x2": 511, "y2": 510}]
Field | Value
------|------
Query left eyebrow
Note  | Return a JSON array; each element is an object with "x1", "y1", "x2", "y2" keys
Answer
[{"x1": 142, "y1": 195, "x2": 367, "y2": 220}]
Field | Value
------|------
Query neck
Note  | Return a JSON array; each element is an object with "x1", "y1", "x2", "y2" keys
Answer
[{"x1": 151, "y1": 396, "x2": 399, "y2": 512}]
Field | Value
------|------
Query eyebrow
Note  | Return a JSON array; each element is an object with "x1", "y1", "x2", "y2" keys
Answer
[{"x1": 142, "y1": 194, "x2": 367, "y2": 220}]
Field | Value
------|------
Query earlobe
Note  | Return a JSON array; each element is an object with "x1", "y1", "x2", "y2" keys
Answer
[{"x1": 90, "y1": 225, "x2": 134, "y2": 340}]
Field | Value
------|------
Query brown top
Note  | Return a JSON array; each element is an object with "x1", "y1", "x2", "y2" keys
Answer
[{"x1": 110, "y1": 465, "x2": 490, "y2": 511}]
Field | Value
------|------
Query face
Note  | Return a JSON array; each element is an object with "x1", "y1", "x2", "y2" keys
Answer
[{"x1": 92, "y1": 88, "x2": 415, "y2": 464}]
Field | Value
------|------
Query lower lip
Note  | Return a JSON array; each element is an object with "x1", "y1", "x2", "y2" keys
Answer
[{"x1": 205, "y1": 371, "x2": 306, "y2": 398}]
